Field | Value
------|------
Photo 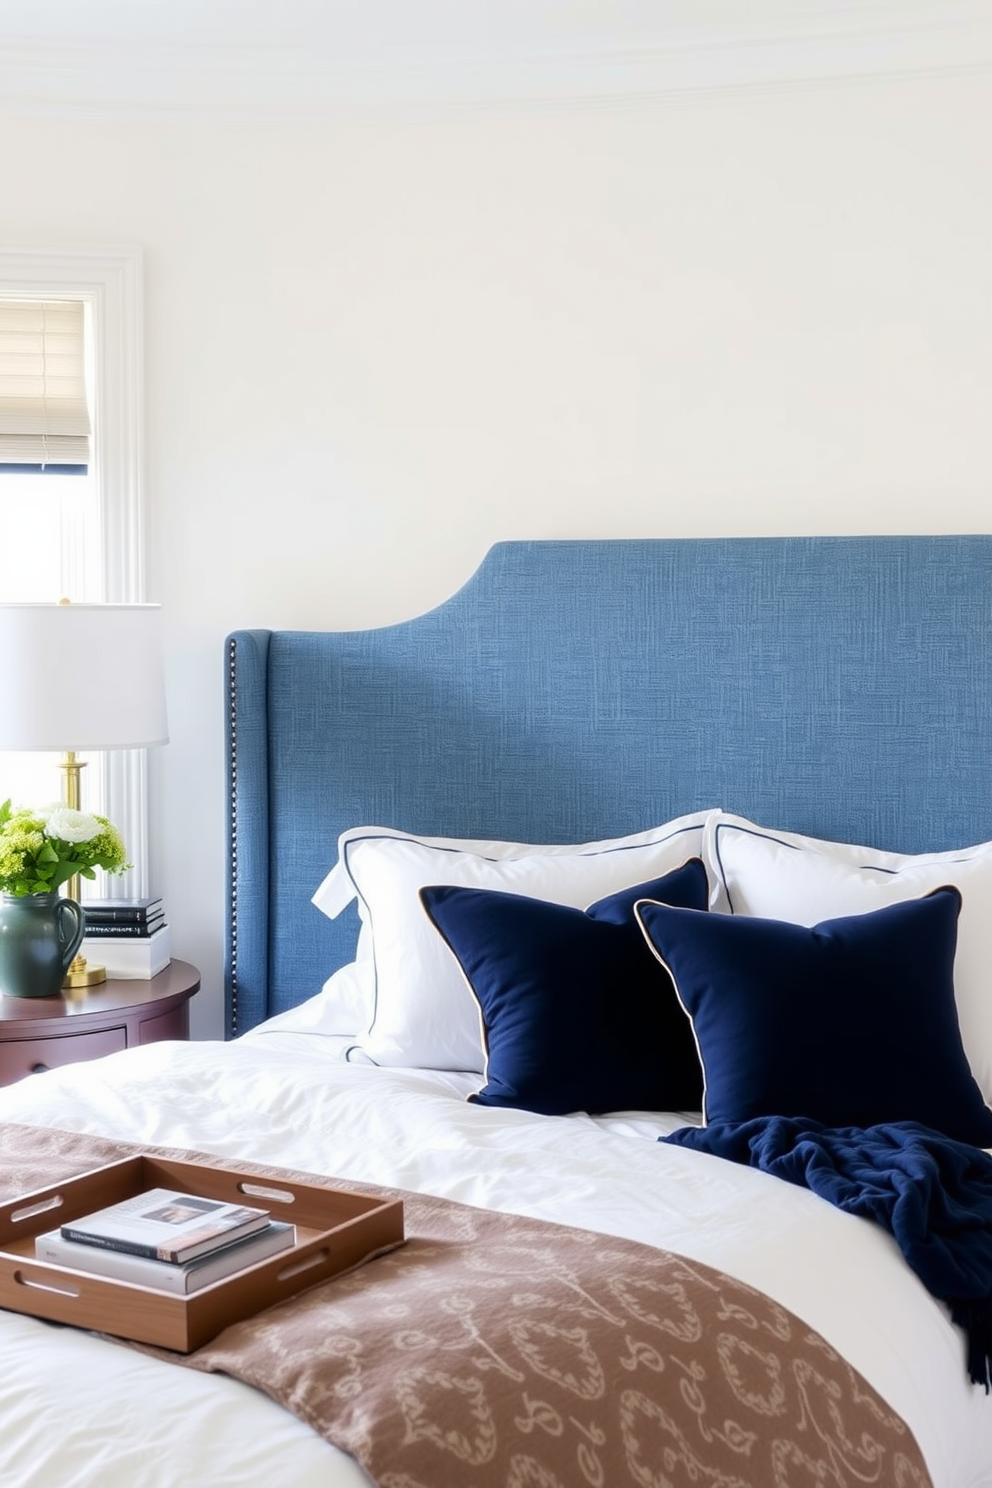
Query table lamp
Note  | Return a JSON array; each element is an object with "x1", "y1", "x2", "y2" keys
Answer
[{"x1": 0, "y1": 601, "x2": 168, "y2": 987}]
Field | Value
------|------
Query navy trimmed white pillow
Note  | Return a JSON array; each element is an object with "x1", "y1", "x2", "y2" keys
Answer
[
  {"x1": 420, "y1": 859, "x2": 708, "y2": 1114},
  {"x1": 636, "y1": 886, "x2": 992, "y2": 1146},
  {"x1": 313, "y1": 811, "x2": 718, "y2": 1072}
]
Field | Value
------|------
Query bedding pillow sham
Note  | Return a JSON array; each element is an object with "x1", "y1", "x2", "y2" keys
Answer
[
  {"x1": 316, "y1": 811, "x2": 718, "y2": 1071},
  {"x1": 704, "y1": 812, "x2": 992, "y2": 1104},
  {"x1": 249, "y1": 959, "x2": 373, "y2": 1040},
  {"x1": 636, "y1": 888, "x2": 992, "y2": 1146},
  {"x1": 421, "y1": 859, "x2": 708, "y2": 1115},
  {"x1": 312, "y1": 815, "x2": 718, "y2": 918}
]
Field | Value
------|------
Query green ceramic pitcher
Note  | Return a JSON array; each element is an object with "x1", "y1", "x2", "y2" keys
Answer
[{"x1": 0, "y1": 891, "x2": 86, "y2": 999}]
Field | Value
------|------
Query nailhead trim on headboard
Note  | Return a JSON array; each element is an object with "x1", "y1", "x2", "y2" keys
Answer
[{"x1": 226, "y1": 634, "x2": 239, "y2": 1038}]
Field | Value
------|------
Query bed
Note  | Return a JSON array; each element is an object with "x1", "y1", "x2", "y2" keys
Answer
[{"x1": 0, "y1": 534, "x2": 991, "y2": 1488}]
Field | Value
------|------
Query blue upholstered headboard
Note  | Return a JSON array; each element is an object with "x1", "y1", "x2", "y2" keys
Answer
[{"x1": 224, "y1": 535, "x2": 992, "y2": 1036}]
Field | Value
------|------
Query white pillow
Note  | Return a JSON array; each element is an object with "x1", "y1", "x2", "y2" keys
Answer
[
  {"x1": 318, "y1": 812, "x2": 719, "y2": 1072},
  {"x1": 311, "y1": 822, "x2": 718, "y2": 918},
  {"x1": 704, "y1": 812, "x2": 992, "y2": 1105},
  {"x1": 283, "y1": 959, "x2": 371, "y2": 1038},
  {"x1": 243, "y1": 962, "x2": 372, "y2": 1045},
  {"x1": 313, "y1": 826, "x2": 602, "y2": 1038}
]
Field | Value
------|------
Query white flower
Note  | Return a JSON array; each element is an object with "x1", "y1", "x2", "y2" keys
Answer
[{"x1": 44, "y1": 807, "x2": 102, "y2": 843}]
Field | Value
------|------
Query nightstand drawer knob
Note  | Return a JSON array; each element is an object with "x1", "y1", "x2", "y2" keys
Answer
[{"x1": 29, "y1": 1062, "x2": 50, "y2": 1074}]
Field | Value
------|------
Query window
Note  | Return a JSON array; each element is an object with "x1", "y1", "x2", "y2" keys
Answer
[
  {"x1": 0, "y1": 246, "x2": 148, "y2": 897},
  {"x1": 0, "y1": 297, "x2": 92, "y2": 473}
]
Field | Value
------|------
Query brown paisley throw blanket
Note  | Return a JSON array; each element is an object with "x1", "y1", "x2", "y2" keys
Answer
[{"x1": 0, "y1": 1124, "x2": 932, "y2": 1488}]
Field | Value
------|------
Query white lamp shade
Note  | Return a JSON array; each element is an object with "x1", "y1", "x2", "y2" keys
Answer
[{"x1": 0, "y1": 603, "x2": 169, "y2": 751}]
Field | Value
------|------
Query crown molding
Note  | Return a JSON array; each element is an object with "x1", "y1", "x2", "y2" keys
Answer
[{"x1": 2, "y1": 9, "x2": 992, "y2": 121}]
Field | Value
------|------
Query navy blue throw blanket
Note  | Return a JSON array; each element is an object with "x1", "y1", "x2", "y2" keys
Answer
[{"x1": 663, "y1": 1117, "x2": 992, "y2": 1389}]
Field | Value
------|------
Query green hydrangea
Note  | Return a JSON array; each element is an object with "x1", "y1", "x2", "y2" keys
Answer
[{"x1": 0, "y1": 799, "x2": 130, "y2": 897}]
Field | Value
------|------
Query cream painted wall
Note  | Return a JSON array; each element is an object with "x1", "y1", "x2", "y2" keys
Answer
[{"x1": 2, "y1": 72, "x2": 990, "y2": 1036}]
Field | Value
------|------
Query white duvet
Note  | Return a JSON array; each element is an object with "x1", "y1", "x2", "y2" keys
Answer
[{"x1": 0, "y1": 1026, "x2": 989, "y2": 1488}]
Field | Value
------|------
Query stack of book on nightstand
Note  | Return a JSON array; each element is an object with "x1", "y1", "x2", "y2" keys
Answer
[
  {"x1": 81, "y1": 897, "x2": 171, "y2": 979},
  {"x1": 35, "y1": 1187, "x2": 296, "y2": 1295}
]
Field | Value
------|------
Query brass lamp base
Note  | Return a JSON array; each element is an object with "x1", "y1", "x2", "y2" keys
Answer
[
  {"x1": 64, "y1": 954, "x2": 106, "y2": 989},
  {"x1": 56, "y1": 752, "x2": 108, "y2": 991}
]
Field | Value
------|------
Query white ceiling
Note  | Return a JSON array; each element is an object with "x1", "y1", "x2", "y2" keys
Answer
[{"x1": 1, "y1": 0, "x2": 991, "y2": 119}]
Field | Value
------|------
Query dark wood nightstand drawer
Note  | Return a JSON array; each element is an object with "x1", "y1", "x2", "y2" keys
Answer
[
  {"x1": 0, "y1": 961, "x2": 200, "y2": 1085},
  {"x1": 138, "y1": 1004, "x2": 189, "y2": 1044},
  {"x1": 0, "y1": 1027, "x2": 128, "y2": 1083}
]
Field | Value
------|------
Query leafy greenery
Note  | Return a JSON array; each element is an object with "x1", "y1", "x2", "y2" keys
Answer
[{"x1": 0, "y1": 799, "x2": 129, "y2": 897}]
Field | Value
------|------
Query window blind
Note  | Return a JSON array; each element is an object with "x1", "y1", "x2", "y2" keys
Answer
[{"x1": 0, "y1": 299, "x2": 91, "y2": 471}]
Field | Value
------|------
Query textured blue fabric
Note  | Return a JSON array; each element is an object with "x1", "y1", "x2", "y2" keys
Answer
[
  {"x1": 663, "y1": 1116, "x2": 992, "y2": 1388},
  {"x1": 420, "y1": 860, "x2": 707, "y2": 1115},
  {"x1": 637, "y1": 888, "x2": 992, "y2": 1146},
  {"x1": 225, "y1": 536, "x2": 992, "y2": 1030}
]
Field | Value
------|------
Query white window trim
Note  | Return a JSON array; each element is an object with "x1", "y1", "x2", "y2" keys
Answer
[{"x1": 0, "y1": 244, "x2": 150, "y2": 895}]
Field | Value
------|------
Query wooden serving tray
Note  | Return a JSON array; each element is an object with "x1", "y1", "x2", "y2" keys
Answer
[{"x1": 0, "y1": 1153, "x2": 404, "y2": 1352}]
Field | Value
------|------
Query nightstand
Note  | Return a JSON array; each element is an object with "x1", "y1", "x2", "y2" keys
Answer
[{"x1": 0, "y1": 959, "x2": 200, "y2": 1086}]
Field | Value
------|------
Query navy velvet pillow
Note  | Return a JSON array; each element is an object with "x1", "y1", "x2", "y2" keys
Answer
[
  {"x1": 420, "y1": 859, "x2": 708, "y2": 1115},
  {"x1": 636, "y1": 886, "x2": 992, "y2": 1146}
]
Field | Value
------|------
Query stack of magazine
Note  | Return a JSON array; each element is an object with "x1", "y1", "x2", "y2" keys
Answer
[
  {"x1": 35, "y1": 1187, "x2": 295, "y2": 1294},
  {"x1": 81, "y1": 897, "x2": 171, "y2": 979}
]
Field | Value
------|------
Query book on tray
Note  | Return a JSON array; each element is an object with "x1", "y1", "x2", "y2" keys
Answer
[
  {"x1": 36, "y1": 1220, "x2": 295, "y2": 1294},
  {"x1": 60, "y1": 1186, "x2": 272, "y2": 1264}
]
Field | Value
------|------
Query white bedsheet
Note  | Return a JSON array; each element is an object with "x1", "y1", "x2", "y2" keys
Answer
[{"x1": 0, "y1": 1029, "x2": 989, "y2": 1488}]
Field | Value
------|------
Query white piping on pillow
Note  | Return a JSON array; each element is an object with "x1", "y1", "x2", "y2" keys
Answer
[{"x1": 704, "y1": 811, "x2": 992, "y2": 1105}]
